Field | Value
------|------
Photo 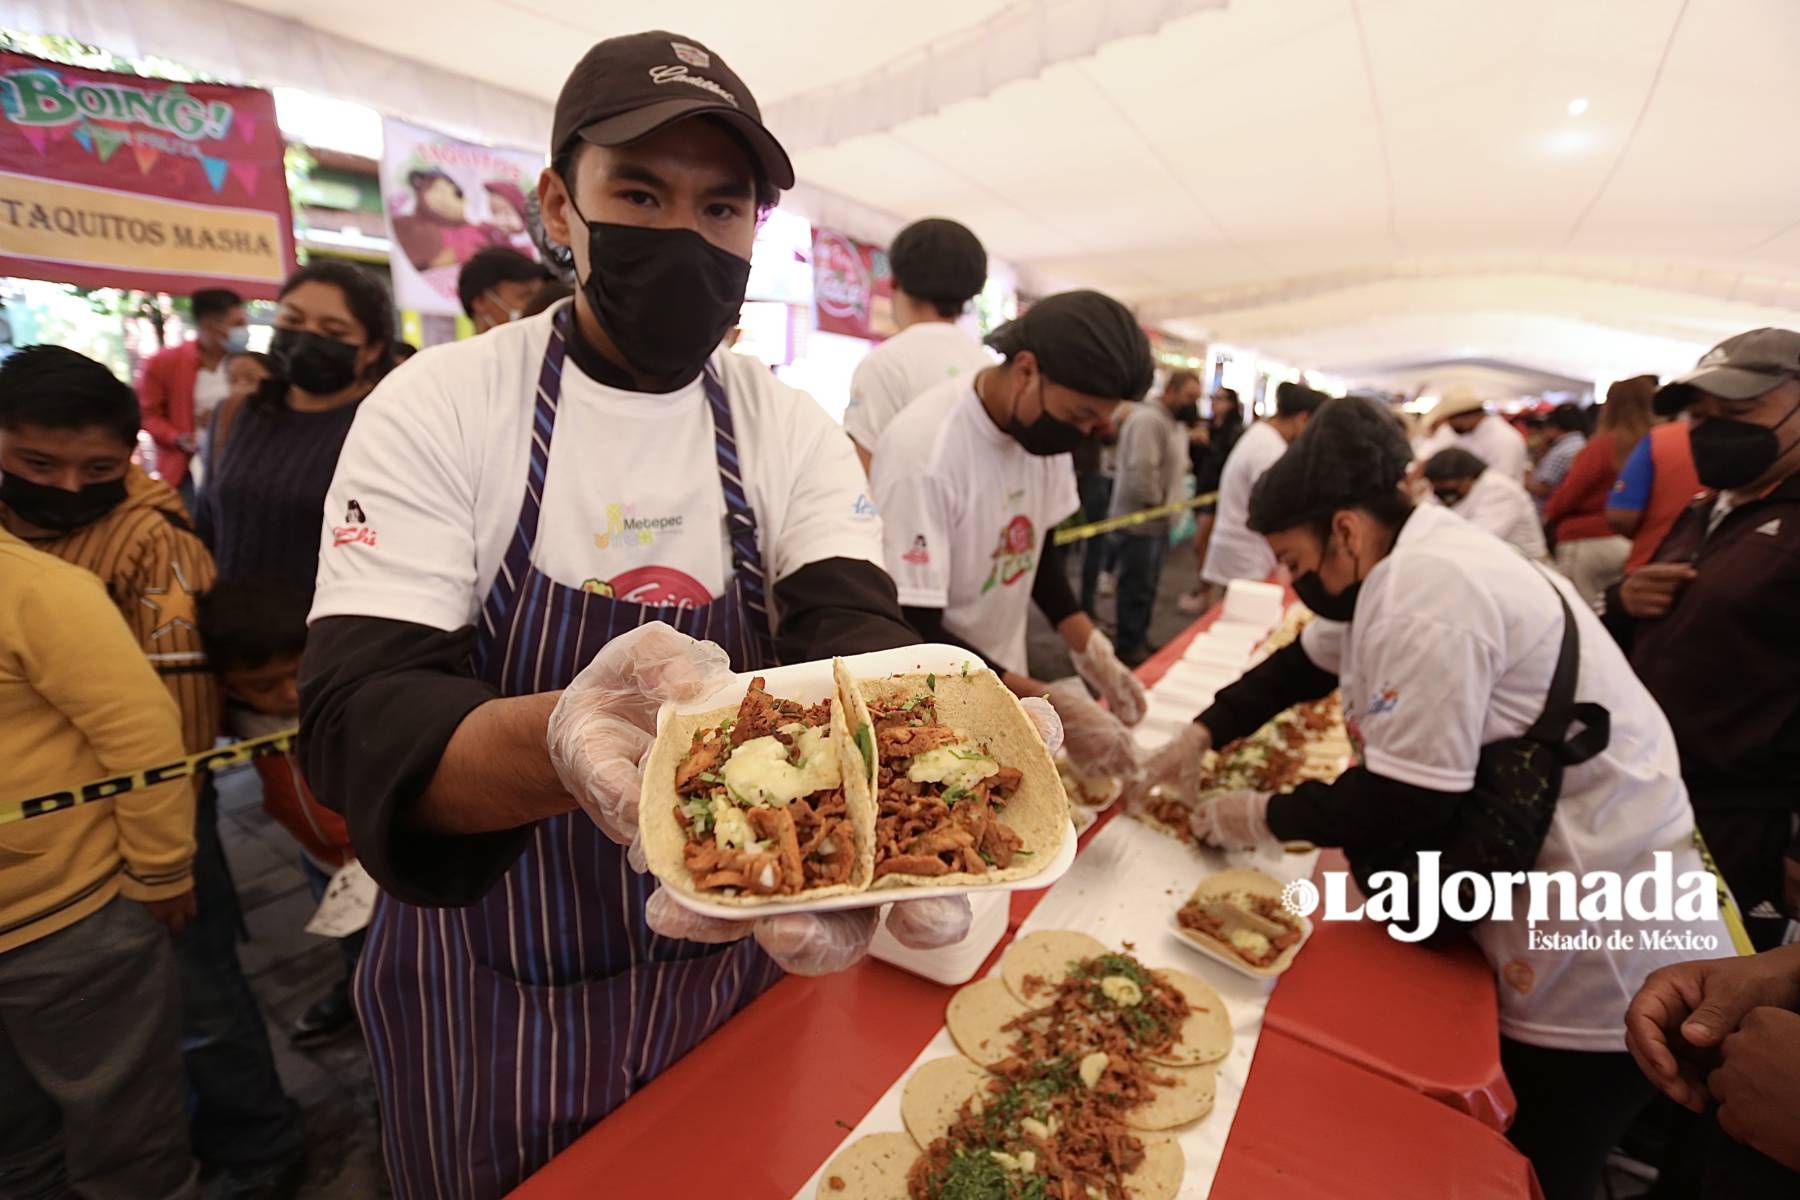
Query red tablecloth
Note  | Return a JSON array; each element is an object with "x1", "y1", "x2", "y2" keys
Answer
[{"x1": 511, "y1": 607, "x2": 1530, "y2": 1199}]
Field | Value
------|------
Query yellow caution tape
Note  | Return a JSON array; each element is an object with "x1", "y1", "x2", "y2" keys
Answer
[
  {"x1": 0, "y1": 728, "x2": 299, "y2": 830},
  {"x1": 1692, "y1": 828, "x2": 1757, "y2": 957},
  {"x1": 1053, "y1": 491, "x2": 1220, "y2": 545}
]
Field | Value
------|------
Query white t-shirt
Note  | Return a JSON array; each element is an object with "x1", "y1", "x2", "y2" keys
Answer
[
  {"x1": 1200, "y1": 420, "x2": 1287, "y2": 586},
  {"x1": 1417, "y1": 413, "x2": 1529, "y2": 483},
  {"x1": 311, "y1": 309, "x2": 884, "y2": 632},
  {"x1": 192, "y1": 359, "x2": 231, "y2": 425},
  {"x1": 1449, "y1": 469, "x2": 1549, "y2": 561},
  {"x1": 870, "y1": 375, "x2": 1080, "y2": 674},
  {"x1": 1299, "y1": 504, "x2": 1728, "y2": 1051},
  {"x1": 843, "y1": 323, "x2": 992, "y2": 454}
]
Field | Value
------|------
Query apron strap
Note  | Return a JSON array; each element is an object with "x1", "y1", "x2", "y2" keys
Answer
[{"x1": 703, "y1": 364, "x2": 772, "y2": 634}]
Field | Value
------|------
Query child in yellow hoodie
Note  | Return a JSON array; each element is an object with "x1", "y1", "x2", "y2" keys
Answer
[{"x1": 0, "y1": 525, "x2": 198, "y2": 1198}]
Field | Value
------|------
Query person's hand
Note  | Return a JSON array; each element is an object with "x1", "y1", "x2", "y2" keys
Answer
[
  {"x1": 1069, "y1": 630, "x2": 1147, "y2": 726},
  {"x1": 1045, "y1": 679, "x2": 1137, "y2": 778},
  {"x1": 1619, "y1": 563, "x2": 1698, "y2": 619},
  {"x1": 1191, "y1": 789, "x2": 1273, "y2": 849},
  {"x1": 644, "y1": 890, "x2": 973, "y2": 976},
  {"x1": 143, "y1": 889, "x2": 198, "y2": 935},
  {"x1": 1784, "y1": 852, "x2": 1800, "y2": 921},
  {"x1": 1709, "y1": 1007, "x2": 1800, "y2": 1171},
  {"x1": 1625, "y1": 947, "x2": 1800, "y2": 1111},
  {"x1": 546, "y1": 622, "x2": 732, "y2": 852},
  {"x1": 175, "y1": 432, "x2": 199, "y2": 453},
  {"x1": 1126, "y1": 721, "x2": 1212, "y2": 813}
]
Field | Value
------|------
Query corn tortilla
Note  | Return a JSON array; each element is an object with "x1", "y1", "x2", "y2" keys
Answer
[
  {"x1": 900, "y1": 1056, "x2": 992, "y2": 1150},
  {"x1": 1149, "y1": 969, "x2": 1233, "y2": 1066},
  {"x1": 945, "y1": 977, "x2": 1037, "y2": 1067},
  {"x1": 1125, "y1": 1135, "x2": 1185, "y2": 1200},
  {"x1": 1000, "y1": 930, "x2": 1109, "y2": 1005},
  {"x1": 1126, "y1": 1062, "x2": 1215, "y2": 1131},
  {"x1": 814, "y1": 1132, "x2": 917, "y2": 1200}
]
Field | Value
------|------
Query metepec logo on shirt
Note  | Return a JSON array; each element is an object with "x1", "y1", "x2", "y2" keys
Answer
[
  {"x1": 981, "y1": 514, "x2": 1036, "y2": 593},
  {"x1": 595, "y1": 502, "x2": 682, "y2": 550}
]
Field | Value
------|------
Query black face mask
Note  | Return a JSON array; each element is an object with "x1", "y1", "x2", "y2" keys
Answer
[
  {"x1": 1007, "y1": 377, "x2": 1086, "y2": 456},
  {"x1": 270, "y1": 327, "x2": 361, "y2": 396},
  {"x1": 1172, "y1": 402, "x2": 1201, "y2": 426},
  {"x1": 1689, "y1": 398, "x2": 1800, "y2": 491},
  {"x1": 570, "y1": 206, "x2": 750, "y2": 384},
  {"x1": 1292, "y1": 533, "x2": 1362, "y2": 622},
  {"x1": 0, "y1": 472, "x2": 127, "y2": 533}
]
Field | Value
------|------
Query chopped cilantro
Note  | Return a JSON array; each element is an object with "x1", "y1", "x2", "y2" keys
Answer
[
  {"x1": 927, "y1": 673, "x2": 937, "y2": 691},
  {"x1": 979, "y1": 850, "x2": 996, "y2": 865},
  {"x1": 854, "y1": 722, "x2": 875, "y2": 779},
  {"x1": 699, "y1": 770, "x2": 724, "y2": 784},
  {"x1": 950, "y1": 749, "x2": 989, "y2": 761},
  {"x1": 944, "y1": 786, "x2": 970, "y2": 804},
  {"x1": 961, "y1": 660, "x2": 972, "y2": 678}
]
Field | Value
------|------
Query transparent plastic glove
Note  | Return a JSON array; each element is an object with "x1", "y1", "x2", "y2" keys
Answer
[
  {"x1": 1018, "y1": 696, "x2": 1065, "y2": 759},
  {"x1": 1191, "y1": 789, "x2": 1274, "y2": 849},
  {"x1": 546, "y1": 622, "x2": 732, "y2": 847},
  {"x1": 643, "y1": 890, "x2": 973, "y2": 975},
  {"x1": 1129, "y1": 721, "x2": 1213, "y2": 813},
  {"x1": 1069, "y1": 629, "x2": 1148, "y2": 726},
  {"x1": 1045, "y1": 678, "x2": 1137, "y2": 778}
]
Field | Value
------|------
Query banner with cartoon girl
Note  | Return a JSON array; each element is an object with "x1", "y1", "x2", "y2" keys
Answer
[{"x1": 380, "y1": 116, "x2": 544, "y2": 316}]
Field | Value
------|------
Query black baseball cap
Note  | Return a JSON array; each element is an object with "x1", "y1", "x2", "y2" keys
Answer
[
  {"x1": 985, "y1": 290, "x2": 1154, "y2": 402},
  {"x1": 552, "y1": 31, "x2": 795, "y2": 190},
  {"x1": 889, "y1": 218, "x2": 987, "y2": 306}
]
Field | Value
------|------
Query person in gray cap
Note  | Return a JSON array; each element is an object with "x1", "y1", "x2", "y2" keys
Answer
[
  {"x1": 295, "y1": 30, "x2": 1001, "y2": 1196},
  {"x1": 843, "y1": 217, "x2": 991, "y2": 472},
  {"x1": 870, "y1": 289, "x2": 1154, "y2": 779}
]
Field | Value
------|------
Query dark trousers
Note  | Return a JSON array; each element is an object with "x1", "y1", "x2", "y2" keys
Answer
[
  {"x1": 173, "y1": 780, "x2": 303, "y2": 1178},
  {"x1": 1502, "y1": 1037, "x2": 1656, "y2": 1200},
  {"x1": 1076, "y1": 472, "x2": 1114, "y2": 615},
  {"x1": 0, "y1": 898, "x2": 197, "y2": 1200},
  {"x1": 1113, "y1": 533, "x2": 1167, "y2": 656},
  {"x1": 1692, "y1": 804, "x2": 1796, "y2": 952}
]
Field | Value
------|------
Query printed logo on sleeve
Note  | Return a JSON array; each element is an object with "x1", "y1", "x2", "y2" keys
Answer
[
  {"x1": 852, "y1": 493, "x2": 878, "y2": 520},
  {"x1": 332, "y1": 499, "x2": 376, "y2": 548},
  {"x1": 902, "y1": 535, "x2": 930, "y2": 565},
  {"x1": 1366, "y1": 684, "x2": 1399, "y2": 718}
]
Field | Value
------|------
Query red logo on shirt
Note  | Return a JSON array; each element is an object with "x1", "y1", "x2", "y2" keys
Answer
[
  {"x1": 604, "y1": 565, "x2": 712, "y2": 608},
  {"x1": 903, "y1": 535, "x2": 930, "y2": 565},
  {"x1": 332, "y1": 500, "x2": 376, "y2": 549},
  {"x1": 980, "y1": 515, "x2": 1037, "y2": 593}
]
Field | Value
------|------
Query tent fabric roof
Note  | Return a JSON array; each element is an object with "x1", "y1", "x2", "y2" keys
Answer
[{"x1": 16, "y1": 0, "x2": 1800, "y2": 391}]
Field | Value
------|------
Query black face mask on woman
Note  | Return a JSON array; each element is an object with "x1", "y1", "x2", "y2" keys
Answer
[
  {"x1": 1007, "y1": 377, "x2": 1086, "y2": 457},
  {"x1": 270, "y1": 328, "x2": 360, "y2": 395},
  {"x1": 570, "y1": 203, "x2": 751, "y2": 383},
  {"x1": 0, "y1": 472, "x2": 127, "y2": 532},
  {"x1": 1292, "y1": 532, "x2": 1362, "y2": 622},
  {"x1": 1689, "y1": 397, "x2": 1800, "y2": 490}
]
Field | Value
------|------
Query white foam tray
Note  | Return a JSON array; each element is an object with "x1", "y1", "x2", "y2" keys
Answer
[{"x1": 654, "y1": 643, "x2": 1077, "y2": 921}]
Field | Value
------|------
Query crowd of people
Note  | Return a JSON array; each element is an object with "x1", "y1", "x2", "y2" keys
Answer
[{"x1": 0, "y1": 23, "x2": 1796, "y2": 1200}]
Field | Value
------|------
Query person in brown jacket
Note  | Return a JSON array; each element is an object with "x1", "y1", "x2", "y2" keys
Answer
[
  {"x1": 0, "y1": 345, "x2": 303, "y2": 1196},
  {"x1": 0, "y1": 526, "x2": 197, "y2": 1198}
]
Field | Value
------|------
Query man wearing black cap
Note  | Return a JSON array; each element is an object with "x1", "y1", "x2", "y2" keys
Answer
[
  {"x1": 456, "y1": 245, "x2": 554, "y2": 333},
  {"x1": 870, "y1": 289, "x2": 1153, "y2": 777},
  {"x1": 1608, "y1": 328, "x2": 1800, "y2": 953},
  {"x1": 843, "y1": 217, "x2": 991, "y2": 472},
  {"x1": 297, "y1": 31, "x2": 981, "y2": 1197}
]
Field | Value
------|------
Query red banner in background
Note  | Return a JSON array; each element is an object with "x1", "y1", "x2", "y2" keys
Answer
[
  {"x1": 0, "y1": 52, "x2": 295, "y2": 298},
  {"x1": 811, "y1": 226, "x2": 894, "y2": 340}
]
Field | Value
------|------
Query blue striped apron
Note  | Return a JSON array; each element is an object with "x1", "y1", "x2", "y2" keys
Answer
[{"x1": 355, "y1": 306, "x2": 786, "y2": 1199}]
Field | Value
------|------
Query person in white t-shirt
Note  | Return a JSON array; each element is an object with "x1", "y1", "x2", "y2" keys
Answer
[
  {"x1": 842, "y1": 217, "x2": 992, "y2": 473},
  {"x1": 1199, "y1": 382, "x2": 1326, "y2": 588},
  {"x1": 871, "y1": 289, "x2": 1154, "y2": 776},
  {"x1": 1415, "y1": 386, "x2": 1530, "y2": 482},
  {"x1": 1138, "y1": 398, "x2": 1729, "y2": 1200},
  {"x1": 1423, "y1": 446, "x2": 1550, "y2": 561}
]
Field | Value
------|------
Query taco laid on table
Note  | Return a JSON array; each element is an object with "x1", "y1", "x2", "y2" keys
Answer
[
  {"x1": 641, "y1": 673, "x2": 874, "y2": 904},
  {"x1": 852, "y1": 666, "x2": 1067, "y2": 888}
]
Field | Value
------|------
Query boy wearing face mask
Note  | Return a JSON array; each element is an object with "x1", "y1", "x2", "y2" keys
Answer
[
  {"x1": 1608, "y1": 328, "x2": 1800, "y2": 955},
  {"x1": 870, "y1": 289, "x2": 1154, "y2": 779},
  {"x1": 456, "y1": 245, "x2": 555, "y2": 334},
  {"x1": 137, "y1": 288, "x2": 247, "y2": 501},
  {"x1": 0, "y1": 345, "x2": 308, "y2": 1194}
]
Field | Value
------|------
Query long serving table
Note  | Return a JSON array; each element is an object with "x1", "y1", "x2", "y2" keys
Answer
[{"x1": 511, "y1": 605, "x2": 1541, "y2": 1199}]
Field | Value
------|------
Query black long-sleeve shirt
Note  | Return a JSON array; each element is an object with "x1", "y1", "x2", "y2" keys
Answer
[{"x1": 299, "y1": 556, "x2": 917, "y2": 907}]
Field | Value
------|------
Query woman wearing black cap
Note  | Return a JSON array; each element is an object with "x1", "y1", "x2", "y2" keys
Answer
[
  {"x1": 871, "y1": 289, "x2": 1155, "y2": 780},
  {"x1": 843, "y1": 216, "x2": 991, "y2": 472},
  {"x1": 295, "y1": 30, "x2": 1001, "y2": 1198},
  {"x1": 1136, "y1": 397, "x2": 1730, "y2": 1200}
]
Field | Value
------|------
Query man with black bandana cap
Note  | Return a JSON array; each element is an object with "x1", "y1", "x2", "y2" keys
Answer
[
  {"x1": 297, "y1": 31, "x2": 996, "y2": 1198},
  {"x1": 871, "y1": 288, "x2": 1154, "y2": 778}
]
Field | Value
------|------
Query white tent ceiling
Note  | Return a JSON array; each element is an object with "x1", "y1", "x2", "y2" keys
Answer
[{"x1": 16, "y1": 0, "x2": 1800, "y2": 393}]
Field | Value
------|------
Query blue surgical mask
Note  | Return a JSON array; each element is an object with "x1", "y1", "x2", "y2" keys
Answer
[{"x1": 222, "y1": 326, "x2": 250, "y2": 354}]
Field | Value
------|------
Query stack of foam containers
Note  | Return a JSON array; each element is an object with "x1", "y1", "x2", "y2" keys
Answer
[{"x1": 1134, "y1": 580, "x2": 1287, "y2": 751}]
